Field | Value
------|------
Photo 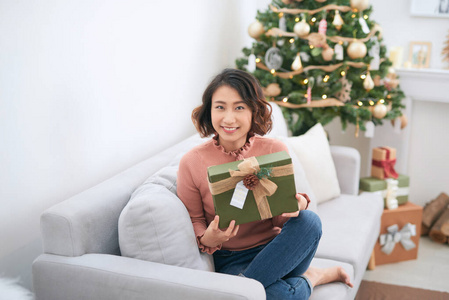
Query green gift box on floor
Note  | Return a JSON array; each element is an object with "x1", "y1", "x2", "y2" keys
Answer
[
  {"x1": 359, "y1": 174, "x2": 410, "y2": 208},
  {"x1": 207, "y1": 151, "x2": 298, "y2": 229}
]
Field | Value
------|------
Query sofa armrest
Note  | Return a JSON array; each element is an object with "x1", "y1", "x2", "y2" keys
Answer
[
  {"x1": 33, "y1": 254, "x2": 265, "y2": 300},
  {"x1": 330, "y1": 146, "x2": 360, "y2": 195}
]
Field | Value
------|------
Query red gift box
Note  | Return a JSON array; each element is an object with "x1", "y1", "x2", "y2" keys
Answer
[{"x1": 371, "y1": 147, "x2": 399, "y2": 180}]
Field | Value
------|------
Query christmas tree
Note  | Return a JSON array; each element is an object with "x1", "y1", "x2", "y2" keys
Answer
[{"x1": 236, "y1": 0, "x2": 406, "y2": 136}]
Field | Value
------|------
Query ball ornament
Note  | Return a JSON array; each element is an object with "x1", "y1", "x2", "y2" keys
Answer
[
  {"x1": 347, "y1": 40, "x2": 367, "y2": 59},
  {"x1": 373, "y1": 103, "x2": 387, "y2": 119},
  {"x1": 294, "y1": 20, "x2": 310, "y2": 37},
  {"x1": 248, "y1": 20, "x2": 265, "y2": 39},
  {"x1": 322, "y1": 47, "x2": 334, "y2": 61},
  {"x1": 350, "y1": 0, "x2": 370, "y2": 11}
]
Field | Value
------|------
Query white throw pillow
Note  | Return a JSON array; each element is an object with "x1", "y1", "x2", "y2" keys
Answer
[
  {"x1": 266, "y1": 102, "x2": 289, "y2": 138},
  {"x1": 274, "y1": 136, "x2": 318, "y2": 213},
  {"x1": 287, "y1": 123, "x2": 340, "y2": 204},
  {"x1": 118, "y1": 171, "x2": 213, "y2": 271}
]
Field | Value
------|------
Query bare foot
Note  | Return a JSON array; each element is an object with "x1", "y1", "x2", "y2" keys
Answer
[{"x1": 304, "y1": 266, "x2": 353, "y2": 288}]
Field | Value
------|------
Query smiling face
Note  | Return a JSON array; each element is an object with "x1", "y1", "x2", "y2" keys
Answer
[{"x1": 211, "y1": 85, "x2": 253, "y2": 152}]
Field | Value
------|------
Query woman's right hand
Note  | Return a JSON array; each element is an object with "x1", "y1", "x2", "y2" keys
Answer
[{"x1": 199, "y1": 215, "x2": 240, "y2": 248}]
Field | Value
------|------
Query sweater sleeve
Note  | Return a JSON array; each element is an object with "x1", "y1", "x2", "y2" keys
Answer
[{"x1": 177, "y1": 150, "x2": 222, "y2": 254}]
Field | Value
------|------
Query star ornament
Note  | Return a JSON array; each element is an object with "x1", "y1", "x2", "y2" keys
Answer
[{"x1": 336, "y1": 76, "x2": 352, "y2": 103}]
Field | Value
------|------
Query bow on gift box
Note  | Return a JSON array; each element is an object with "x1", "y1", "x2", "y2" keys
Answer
[{"x1": 379, "y1": 223, "x2": 417, "y2": 255}]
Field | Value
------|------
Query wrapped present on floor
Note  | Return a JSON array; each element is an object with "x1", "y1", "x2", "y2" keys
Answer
[
  {"x1": 373, "y1": 202, "x2": 423, "y2": 266},
  {"x1": 207, "y1": 151, "x2": 298, "y2": 229},
  {"x1": 371, "y1": 146, "x2": 399, "y2": 180},
  {"x1": 360, "y1": 174, "x2": 410, "y2": 208}
]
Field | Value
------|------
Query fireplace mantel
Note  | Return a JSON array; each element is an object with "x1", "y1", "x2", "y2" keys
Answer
[{"x1": 396, "y1": 68, "x2": 449, "y2": 103}]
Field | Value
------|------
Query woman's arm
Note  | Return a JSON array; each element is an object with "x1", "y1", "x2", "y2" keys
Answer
[{"x1": 177, "y1": 151, "x2": 239, "y2": 253}]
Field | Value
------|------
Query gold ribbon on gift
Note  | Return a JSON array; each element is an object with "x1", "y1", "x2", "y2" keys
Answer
[{"x1": 208, "y1": 157, "x2": 294, "y2": 220}]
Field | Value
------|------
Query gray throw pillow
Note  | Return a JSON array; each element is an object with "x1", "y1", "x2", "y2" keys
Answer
[{"x1": 118, "y1": 173, "x2": 213, "y2": 271}]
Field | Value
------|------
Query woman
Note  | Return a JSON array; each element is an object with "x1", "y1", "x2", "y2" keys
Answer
[{"x1": 177, "y1": 68, "x2": 352, "y2": 299}]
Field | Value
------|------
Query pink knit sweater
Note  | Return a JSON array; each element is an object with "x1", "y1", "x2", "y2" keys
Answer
[{"x1": 177, "y1": 134, "x2": 296, "y2": 254}]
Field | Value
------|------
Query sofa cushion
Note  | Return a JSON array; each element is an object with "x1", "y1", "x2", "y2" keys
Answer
[
  {"x1": 118, "y1": 169, "x2": 213, "y2": 271},
  {"x1": 314, "y1": 193, "x2": 383, "y2": 279},
  {"x1": 309, "y1": 258, "x2": 354, "y2": 300},
  {"x1": 287, "y1": 123, "x2": 340, "y2": 204},
  {"x1": 274, "y1": 136, "x2": 318, "y2": 213}
]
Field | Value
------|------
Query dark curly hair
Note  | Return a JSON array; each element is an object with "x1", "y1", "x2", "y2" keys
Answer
[{"x1": 192, "y1": 68, "x2": 272, "y2": 138}]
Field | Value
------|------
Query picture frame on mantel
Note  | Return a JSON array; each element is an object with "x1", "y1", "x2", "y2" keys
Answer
[
  {"x1": 409, "y1": 41, "x2": 432, "y2": 68},
  {"x1": 410, "y1": 0, "x2": 449, "y2": 18}
]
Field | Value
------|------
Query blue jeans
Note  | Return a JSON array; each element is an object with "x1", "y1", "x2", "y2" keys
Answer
[{"x1": 213, "y1": 210, "x2": 322, "y2": 300}]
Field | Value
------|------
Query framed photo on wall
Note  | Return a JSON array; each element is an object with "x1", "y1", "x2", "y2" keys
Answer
[
  {"x1": 410, "y1": 0, "x2": 449, "y2": 18},
  {"x1": 409, "y1": 42, "x2": 432, "y2": 68}
]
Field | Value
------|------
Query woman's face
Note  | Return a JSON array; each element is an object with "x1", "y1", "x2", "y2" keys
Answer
[{"x1": 211, "y1": 85, "x2": 252, "y2": 152}]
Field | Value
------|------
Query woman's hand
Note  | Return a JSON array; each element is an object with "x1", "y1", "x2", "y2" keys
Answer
[
  {"x1": 281, "y1": 193, "x2": 308, "y2": 218},
  {"x1": 199, "y1": 215, "x2": 240, "y2": 248}
]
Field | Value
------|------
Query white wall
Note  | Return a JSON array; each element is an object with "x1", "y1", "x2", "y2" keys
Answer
[{"x1": 0, "y1": 0, "x2": 258, "y2": 289}]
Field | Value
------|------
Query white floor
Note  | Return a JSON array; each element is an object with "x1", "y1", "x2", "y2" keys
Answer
[{"x1": 363, "y1": 236, "x2": 449, "y2": 293}]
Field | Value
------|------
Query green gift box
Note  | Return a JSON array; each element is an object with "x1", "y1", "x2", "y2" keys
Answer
[
  {"x1": 207, "y1": 151, "x2": 298, "y2": 229},
  {"x1": 359, "y1": 174, "x2": 410, "y2": 208}
]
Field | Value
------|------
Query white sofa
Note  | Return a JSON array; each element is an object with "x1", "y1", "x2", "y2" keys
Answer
[{"x1": 32, "y1": 104, "x2": 383, "y2": 300}]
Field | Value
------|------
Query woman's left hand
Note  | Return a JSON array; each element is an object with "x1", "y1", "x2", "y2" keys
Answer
[{"x1": 281, "y1": 193, "x2": 308, "y2": 218}]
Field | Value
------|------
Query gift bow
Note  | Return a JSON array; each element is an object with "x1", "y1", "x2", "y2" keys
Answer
[
  {"x1": 379, "y1": 223, "x2": 417, "y2": 255},
  {"x1": 208, "y1": 156, "x2": 293, "y2": 220},
  {"x1": 372, "y1": 147, "x2": 399, "y2": 179}
]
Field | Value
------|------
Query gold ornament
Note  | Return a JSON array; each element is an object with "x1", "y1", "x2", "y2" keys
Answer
[
  {"x1": 391, "y1": 114, "x2": 408, "y2": 129},
  {"x1": 281, "y1": 0, "x2": 293, "y2": 4},
  {"x1": 373, "y1": 103, "x2": 387, "y2": 119},
  {"x1": 332, "y1": 10, "x2": 344, "y2": 30},
  {"x1": 347, "y1": 40, "x2": 367, "y2": 59},
  {"x1": 291, "y1": 53, "x2": 303, "y2": 71},
  {"x1": 350, "y1": 0, "x2": 370, "y2": 11},
  {"x1": 248, "y1": 20, "x2": 265, "y2": 39},
  {"x1": 262, "y1": 83, "x2": 282, "y2": 97},
  {"x1": 363, "y1": 71, "x2": 375, "y2": 91},
  {"x1": 294, "y1": 19, "x2": 310, "y2": 37},
  {"x1": 322, "y1": 47, "x2": 334, "y2": 61}
]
